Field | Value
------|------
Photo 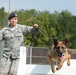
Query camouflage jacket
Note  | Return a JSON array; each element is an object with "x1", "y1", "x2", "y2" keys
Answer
[{"x1": 0, "y1": 24, "x2": 37, "y2": 59}]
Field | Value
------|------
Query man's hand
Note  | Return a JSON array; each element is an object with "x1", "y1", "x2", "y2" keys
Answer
[{"x1": 33, "y1": 24, "x2": 38, "y2": 28}]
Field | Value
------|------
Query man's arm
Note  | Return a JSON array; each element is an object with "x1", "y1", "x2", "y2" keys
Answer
[
  {"x1": 0, "y1": 29, "x2": 4, "y2": 41},
  {"x1": 19, "y1": 24, "x2": 39, "y2": 35}
]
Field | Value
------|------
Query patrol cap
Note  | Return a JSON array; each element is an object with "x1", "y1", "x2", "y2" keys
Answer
[{"x1": 8, "y1": 12, "x2": 18, "y2": 20}]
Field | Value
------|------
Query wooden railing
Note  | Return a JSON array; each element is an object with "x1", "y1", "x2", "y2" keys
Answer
[
  {"x1": 68, "y1": 49, "x2": 76, "y2": 53},
  {"x1": 26, "y1": 47, "x2": 76, "y2": 64}
]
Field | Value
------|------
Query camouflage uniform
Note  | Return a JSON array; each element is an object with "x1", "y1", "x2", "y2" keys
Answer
[{"x1": 0, "y1": 24, "x2": 37, "y2": 75}]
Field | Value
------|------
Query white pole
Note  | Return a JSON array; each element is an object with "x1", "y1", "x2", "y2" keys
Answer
[
  {"x1": 9, "y1": 0, "x2": 12, "y2": 14},
  {"x1": 8, "y1": 0, "x2": 12, "y2": 24},
  {"x1": 17, "y1": 46, "x2": 27, "y2": 75}
]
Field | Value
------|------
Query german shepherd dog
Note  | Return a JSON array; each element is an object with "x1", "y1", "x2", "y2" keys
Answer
[{"x1": 47, "y1": 38, "x2": 71, "y2": 73}]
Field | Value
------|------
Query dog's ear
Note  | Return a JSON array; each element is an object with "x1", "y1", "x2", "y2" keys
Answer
[
  {"x1": 54, "y1": 37, "x2": 58, "y2": 46},
  {"x1": 63, "y1": 38, "x2": 68, "y2": 47}
]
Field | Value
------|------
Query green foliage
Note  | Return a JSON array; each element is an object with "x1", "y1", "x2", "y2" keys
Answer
[
  {"x1": 0, "y1": 7, "x2": 8, "y2": 29},
  {"x1": 0, "y1": 7, "x2": 76, "y2": 48}
]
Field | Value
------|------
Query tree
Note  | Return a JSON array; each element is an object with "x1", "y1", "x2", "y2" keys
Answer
[{"x1": 0, "y1": 7, "x2": 8, "y2": 29}]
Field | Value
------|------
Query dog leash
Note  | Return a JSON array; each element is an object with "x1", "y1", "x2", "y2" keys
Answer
[
  {"x1": 39, "y1": 27, "x2": 53, "y2": 43},
  {"x1": 31, "y1": 27, "x2": 53, "y2": 47},
  {"x1": 39, "y1": 27, "x2": 51, "y2": 40}
]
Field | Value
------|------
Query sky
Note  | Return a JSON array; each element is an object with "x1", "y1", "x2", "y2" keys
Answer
[{"x1": 0, "y1": 0, "x2": 76, "y2": 15}]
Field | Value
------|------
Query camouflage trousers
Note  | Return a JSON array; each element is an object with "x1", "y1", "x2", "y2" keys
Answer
[{"x1": 0, "y1": 56, "x2": 19, "y2": 75}]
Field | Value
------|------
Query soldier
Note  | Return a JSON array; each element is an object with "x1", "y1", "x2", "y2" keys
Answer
[{"x1": 0, "y1": 12, "x2": 39, "y2": 75}]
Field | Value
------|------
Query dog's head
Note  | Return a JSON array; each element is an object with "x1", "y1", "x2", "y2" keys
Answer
[{"x1": 53, "y1": 37, "x2": 68, "y2": 60}]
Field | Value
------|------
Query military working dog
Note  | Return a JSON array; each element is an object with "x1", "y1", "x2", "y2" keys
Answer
[{"x1": 47, "y1": 38, "x2": 71, "y2": 73}]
